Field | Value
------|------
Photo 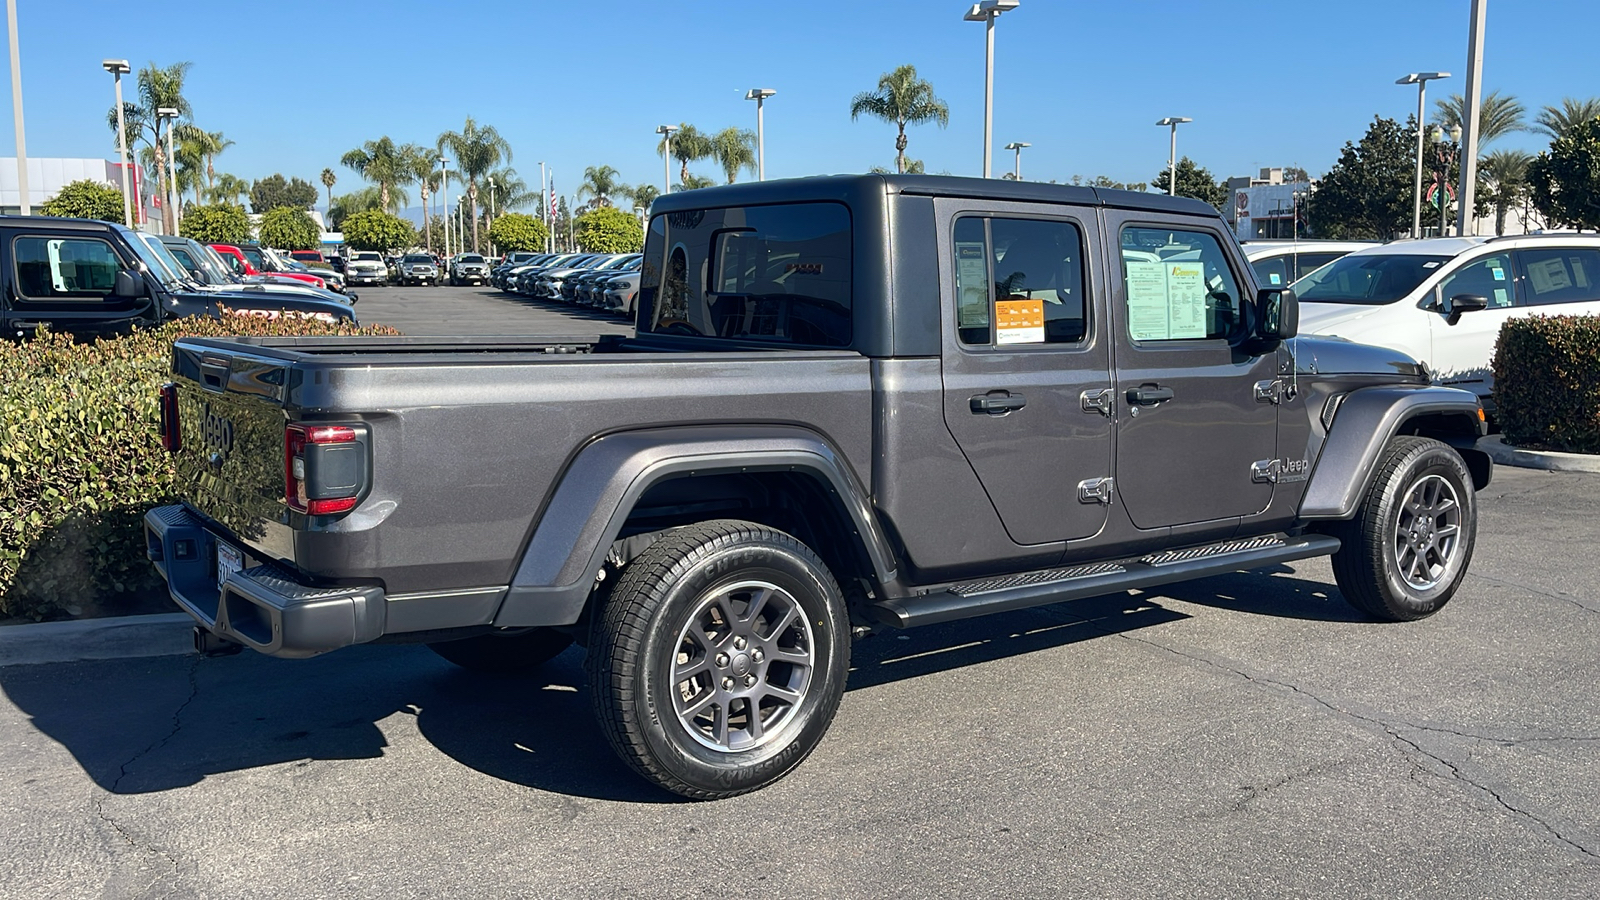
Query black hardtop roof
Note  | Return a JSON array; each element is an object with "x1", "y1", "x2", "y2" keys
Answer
[
  {"x1": 0, "y1": 214, "x2": 123, "y2": 231},
  {"x1": 647, "y1": 173, "x2": 1219, "y2": 218}
]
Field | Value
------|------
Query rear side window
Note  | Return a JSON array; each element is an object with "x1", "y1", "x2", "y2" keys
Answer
[
  {"x1": 640, "y1": 202, "x2": 852, "y2": 347},
  {"x1": 13, "y1": 236, "x2": 122, "y2": 300},
  {"x1": 1516, "y1": 248, "x2": 1600, "y2": 306},
  {"x1": 953, "y1": 215, "x2": 1088, "y2": 347},
  {"x1": 1119, "y1": 226, "x2": 1243, "y2": 342}
]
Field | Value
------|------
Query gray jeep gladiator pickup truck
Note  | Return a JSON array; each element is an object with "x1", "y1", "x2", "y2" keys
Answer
[{"x1": 145, "y1": 175, "x2": 1490, "y2": 798}]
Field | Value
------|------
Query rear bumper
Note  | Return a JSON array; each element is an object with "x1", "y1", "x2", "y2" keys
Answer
[{"x1": 144, "y1": 505, "x2": 385, "y2": 659}]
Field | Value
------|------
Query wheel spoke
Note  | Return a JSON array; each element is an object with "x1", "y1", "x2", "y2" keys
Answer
[
  {"x1": 744, "y1": 700, "x2": 765, "y2": 741},
  {"x1": 743, "y1": 586, "x2": 773, "y2": 625},
  {"x1": 678, "y1": 690, "x2": 716, "y2": 719},
  {"x1": 762, "y1": 683, "x2": 802, "y2": 705},
  {"x1": 674, "y1": 656, "x2": 711, "y2": 682},
  {"x1": 710, "y1": 704, "x2": 729, "y2": 746}
]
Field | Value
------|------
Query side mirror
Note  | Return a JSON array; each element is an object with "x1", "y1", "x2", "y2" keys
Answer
[
  {"x1": 114, "y1": 269, "x2": 144, "y2": 298},
  {"x1": 1257, "y1": 287, "x2": 1298, "y2": 341},
  {"x1": 1445, "y1": 293, "x2": 1488, "y2": 325}
]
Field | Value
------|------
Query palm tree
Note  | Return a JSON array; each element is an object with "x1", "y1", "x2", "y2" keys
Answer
[
  {"x1": 403, "y1": 147, "x2": 440, "y2": 250},
  {"x1": 1534, "y1": 97, "x2": 1600, "y2": 139},
  {"x1": 340, "y1": 136, "x2": 416, "y2": 213},
  {"x1": 484, "y1": 167, "x2": 534, "y2": 211},
  {"x1": 203, "y1": 130, "x2": 232, "y2": 192},
  {"x1": 850, "y1": 65, "x2": 949, "y2": 175},
  {"x1": 1434, "y1": 91, "x2": 1526, "y2": 146},
  {"x1": 328, "y1": 186, "x2": 384, "y2": 231},
  {"x1": 710, "y1": 128, "x2": 757, "y2": 184},
  {"x1": 578, "y1": 165, "x2": 623, "y2": 207},
  {"x1": 680, "y1": 173, "x2": 716, "y2": 191},
  {"x1": 870, "y1": 158, "x2": 926, "y2": 175},
  {"x1": 437, "y1": 117, "x2": 513, "y2": 252},
  {"x1": 106, "y1": 61, "x2": 193, "y2": 232},
  {"x1": 622, "y1": 183, "x2": 660, "y2": 212},
  {"x1": 207, "y1": 173, "x2": 249, "y2": 206},
  {"x1": 1478, "y1": 149, "x2": 1533, "y2": 236},
  {"x1": 320, "y1": 168, "x2": 337, "y2": 219},
  {"x1": 657, "y1": 123, "x2": 714, "y2": 188}
]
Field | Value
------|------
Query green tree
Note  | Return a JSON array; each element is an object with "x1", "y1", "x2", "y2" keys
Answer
[
  {"x1": 1528, "y1": 116, "x2": 1600, "y2": 232},
  {"x1": 250, "y1": 174, "x2": 318, "y2": 213},
  {"x1": 320, "y1": 168, "x2": 336, "y2": 216},
  {"x1": 258, "y1": 207, "x2": 321, "y2": 250},
  {"x1": 578, "y1": 165, "x2": 623, "y2": 207},
  {"x1": 172, "y1": 125, "x2": 232, "y2": 207},
  {"x1": 869, "y1": 158, "x2": 926, "y2": 175},
  {"x1": 575, "y1": 206, "x2": 643, "y2": 253},
  {"x1": 1307, "y1": 115, "x2": 1417, "y2": 240},
  {"x1": 1534, "y1": 97, "x2": 1600, "y2": 139},
  {"x1": 207, "y1": 173, "x2": 250, "y2": 205},
  {"x1": 437, "y1": 117, "x2": 513, "y2": 252},
  {"x1": 178, "y1": 203, "x2": 251, "y2": 244},
  {"x1": 710, "y1": 128, "x2": 757, "y2": 183},
  {"x1": 489, "y1": 212, "x2": 549, "y2": 252},
  {"x1": 1478, "y1": 149, "x2": 1534, "y2": 235},
  {"x1": 341, "y1": 209, "x2": 415, "y2": 252},
  {"x1": 657, "y1": 124, "x2": 715, "y2": 189},
  {"x1": 327, "y1": 186, "x2": 383, "y2": 232},
  {"x1": 1150, "y1": 157, "x2": 1227, "y2": 210},
  {"x1": 340, "y1": 136, "x2": 417, "y2": 213},
  {"x1": 105, "y1": 61, "x2": 192, "y2": 233},
  {"x1": 849, "y1": 64, "x2": 950, "y2": 175},
  {"x1": 39, "y1": 180, "x2": 126, "y2": 224},
  {"x1": 1434, "y1": 90, "x2": 1526, "y2": 146},
  {"x1": 679, "y1": 173, "x2": 716, "y2": 191},
  {"x1": 623, "y1": 183, "x2": 660, "y2": 212}
]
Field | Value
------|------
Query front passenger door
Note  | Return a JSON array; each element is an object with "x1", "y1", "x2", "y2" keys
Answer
[{"x1": 3, "y1": 230, "x2": 143, "y2": 338}]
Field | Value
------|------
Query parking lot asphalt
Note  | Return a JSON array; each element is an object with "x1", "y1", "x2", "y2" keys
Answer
[
  {"x1": 350, "y1": 282, "x2": 634, "y2": 337},
  {"x1": 1, "y1": 466, "x2": 1597, "y2": 899}
]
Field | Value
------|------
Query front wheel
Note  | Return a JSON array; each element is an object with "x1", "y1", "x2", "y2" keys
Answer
[
  {"x1": 586, "y1": 520, "x2": 851, "y2": 799},
  {"x1": 1330, "y1": 436, "x2": 1477, "y2": 621}
]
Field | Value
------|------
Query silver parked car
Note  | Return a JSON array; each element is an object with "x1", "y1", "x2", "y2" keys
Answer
[
  {"x1": 399, "y1": 253, "x2": 439, "y2": 286},
  {"x1": 449, "y1": 253, "x2": 491, "y2": 286}
]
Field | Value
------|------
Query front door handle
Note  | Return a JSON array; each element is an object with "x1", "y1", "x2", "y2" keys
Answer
[
  {"x1": 1127, "y1": 385, "x2": 1175, "y2": 406},
  {"x1": 970, "y1": 391, "x2": 1026, "y2": 415}
]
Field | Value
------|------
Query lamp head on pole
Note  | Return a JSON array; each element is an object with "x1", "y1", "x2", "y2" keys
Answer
[
  {"x1": 156, "y1": 106, "x2": 179, "y2": 121},
  {"x1": 1395, "y1": 71, "x2": 1450, "y2": 85},
  {"x1": 964, "y1": 0, "x2": 1019, "y2": 21},
  {"x1": 1004, "y1": 141, "x2": 1030, "y2": 151},
  {"x1": 102, "y1": 59, "x2": 130, "y2": 75},
  {"x1": 1155, "y1": 117, "x2": 1192, "y2": 127},
  {"x1": 656, "y1": 124, "x2": 677, "y2": 137},
  {"x1": 745, "y1": 89, "x2": 776, "y2": 102}
]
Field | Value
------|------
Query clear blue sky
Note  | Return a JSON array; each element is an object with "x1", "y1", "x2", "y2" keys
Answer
[{"x1": 5, "y1": 0, "x2": 1594, "y2": 205}]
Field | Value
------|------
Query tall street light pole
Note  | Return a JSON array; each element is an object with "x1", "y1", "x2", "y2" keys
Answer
[
  {"x1": 1004, "y1": 141, "x2": 1029, "y2": 180},
  {"x1": 103, "y1": 59, "x2": 133, "y2": 228},
  {"x1": 964, "y1": 0, "x2": 1019, "y2": 179},
  {"x1": 439, "y1": 157, "x2": 451, "y2": 257},
  {"x1": 745, "y1": 89, "x2": 776, "y2": 181},
  {"x1": 1457, "y1": 0, "x2": 1487, "y2": 236},
  {"x1": 539, "y1": 161, "x2": 549, "y2": 253},
  {"x1": 1396, "y1": 71, "x2": 1449, "y2": 239},
  {"x1": 1155, "y1": 117, "x2": 1192, "y2": 196},
  {"x1": 157, "y1": 107, "x2": 179, "y2": 233},
  {"x1": 656, "y1": 124, "x2": 677, "y2": 193},
  {"x1": 6, "y1": 0, "x2": 28, "y2": 215}
]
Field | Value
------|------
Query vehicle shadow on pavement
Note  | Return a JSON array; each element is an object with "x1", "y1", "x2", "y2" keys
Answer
[
  {"x1": 0, "y1": 591, "x2": 1256, "y2": 804},
  {"x1": 492, "y1": 293, "x2": 629, "y2": 322},
  {"x1": 1149, "y1": 568, "x2": 1372, "y2": 623}
]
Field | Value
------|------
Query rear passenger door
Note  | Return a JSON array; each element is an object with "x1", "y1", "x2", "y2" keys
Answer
[{"x1": 937, "y1": 201, "x2": 1114, "y2": 545}]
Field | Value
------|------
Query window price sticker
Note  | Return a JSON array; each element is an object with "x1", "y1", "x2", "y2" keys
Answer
[{"x1": 995, "y1": 298, "x2": 1045, "y2": 344}]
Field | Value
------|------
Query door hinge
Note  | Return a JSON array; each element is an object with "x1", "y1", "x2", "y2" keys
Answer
[
  {"x1": 1078, "y1": 477, "x2": 1114, "y2": 505},
  {"x1": 1080, "y1": 388, "x2": 1114, "y2": 417},
  {"x1": 1251, "y1": 459, "x2": 1281, "y2": 483},
  {"x1": 1255, "y1": 378, "x2": 1297, "y2": 404}
]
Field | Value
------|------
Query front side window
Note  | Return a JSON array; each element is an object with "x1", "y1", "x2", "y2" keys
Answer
[
  {"x1": 239, "y1": 246, "x2": 266, "y2": 270},
  {"x1": 640, "y1": 201, "x2": 852, "y2": 347},
  {"x1": 1516, "y1": 248, "x2": 1600, "y2": 306},
  {"x1": 954, "y1": 216, "x2": 1088, "y2": 347},
  {"x1": 1293, "y1": 253, "x2": 1451, "y2": 305},
  {"x1": 1439, "y1": 254, "x2": 1515, "y2": 308},
  {"x1": 14, "y1": 236, "x2": 122, "y2": 300},
  {"x1": 1119, "y1": 226, "x2": 1243, "y2": 342}
]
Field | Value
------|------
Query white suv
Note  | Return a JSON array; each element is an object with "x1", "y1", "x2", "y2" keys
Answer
[
  {"x1": 1295, "y1": 235, "x2": 1600, "y2": 403},
  {"x1": 1242, "y1": 240, "x2": 1380, "y2": 289}
]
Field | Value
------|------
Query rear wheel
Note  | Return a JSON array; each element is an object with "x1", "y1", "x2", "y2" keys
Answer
[
  {"x1": 427, "y1": 628, "x2": 573, "y2": 673},
  {"x1": 1330, "y1": 436, "x2": 1476, "y2": 621},
  {"x1": 587, "y1": 519, "x2": 850, "y2": 799}
]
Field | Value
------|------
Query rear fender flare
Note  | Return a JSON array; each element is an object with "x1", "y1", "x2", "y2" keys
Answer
[
  {"x1": 493, "y1": 425, "x2": 896, "y2": 628},
  {"x1": 1299, "y1": 385, "x2": 1486, "y2": 520}
]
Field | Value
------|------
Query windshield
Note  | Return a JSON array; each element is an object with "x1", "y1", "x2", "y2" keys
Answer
[
  {"x1": 196, "y1": 244, "x2": 238, "y2": 283},
  {"x1": 352, "y1": 252, "x2": 381, "y2": 261},
  {"x1": 404, "y1": 254, "x2": 433, "y2": 264},
  {"x1": 1292, "y1": 253, "x2": 1453, "y2": 305},
  {"x1": 460, "y1": 254, "x2": 484, "y2": 263},
  {"x1": 135, "y1": 234, "x2": 191, "y2": 286}
]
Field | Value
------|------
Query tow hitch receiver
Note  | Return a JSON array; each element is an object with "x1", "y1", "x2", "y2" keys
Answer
[{"x1": 194, "y1": 626, "x2": 244, "y2": 658}]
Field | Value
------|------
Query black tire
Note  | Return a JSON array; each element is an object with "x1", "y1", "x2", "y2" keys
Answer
[
  {"x1": 586, "y1": 519, "x2": 851, "y2": 800},
  {"x1": 427, "y1": 628, "x2": 574, "y2": 673},
  {"x1": 1330, "y1": 436, "x2": 1477, "y2": 621}
]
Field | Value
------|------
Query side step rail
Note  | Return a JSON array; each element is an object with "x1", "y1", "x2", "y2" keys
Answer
[{"x1": 870, "y1": 534, "x2": 1341, "y2": 629}]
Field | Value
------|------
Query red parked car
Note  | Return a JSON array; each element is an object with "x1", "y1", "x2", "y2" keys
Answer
[{"x1": 210, "y1": 244, "x2": 326, "y2": 290}]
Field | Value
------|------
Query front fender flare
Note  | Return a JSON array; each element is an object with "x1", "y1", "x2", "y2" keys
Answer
[
  {"x1": 1299, "y1": 385, "x2": 1485, "y2": 520},
  {"x1": 493, "y1": 425, "x2": 896, "y2": 628}
]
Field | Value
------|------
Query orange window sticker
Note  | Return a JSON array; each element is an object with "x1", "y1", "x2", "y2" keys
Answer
[{"x1": 995, "y1": 298, "x2": 1045, "y2": 344}]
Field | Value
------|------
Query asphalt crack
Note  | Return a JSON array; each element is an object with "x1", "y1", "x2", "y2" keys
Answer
[
  {"x1": 1467, "y1": 571, "x2": 1600, "y2": 619},
  {"x1": 1044, "y1": 604, "x2": 1600, "y2": 864}
]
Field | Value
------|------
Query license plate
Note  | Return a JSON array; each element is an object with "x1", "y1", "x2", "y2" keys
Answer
[{"x1": 216, "y1": 541, "x2": 243, "y2": 589}]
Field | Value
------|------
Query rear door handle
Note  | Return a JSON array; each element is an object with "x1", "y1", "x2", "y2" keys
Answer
[
  {"x1": 1127, "y1": 385, "x2": 1175, "y2": 406},
  {"x1": 970, "y1": 391, "x2": 1026, "y2": 415}
]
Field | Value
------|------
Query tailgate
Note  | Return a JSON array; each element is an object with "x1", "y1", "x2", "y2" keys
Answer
[{"x1": 169, "y1": 341, "x2": 293, "y2": 552}]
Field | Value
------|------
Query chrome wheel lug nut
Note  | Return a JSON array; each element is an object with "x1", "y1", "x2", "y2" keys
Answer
[
  {"x1": 751, "y1": 648, "x2": 764, "y2": 663},
  {"x1": 721, "y1": 677, "x2": 734, "y2": 691},
  {"x1": 715, "y1": 653, "x2": 729, "y2": 668},
  {"x1": 733, "y1": 636, "x2": 748, "y2": 651},
  {"x1": 744, "y1": 675, "x2": 757, "y2": 687}
]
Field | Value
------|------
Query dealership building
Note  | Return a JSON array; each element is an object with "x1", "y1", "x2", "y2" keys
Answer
[{"x1": 0, "y1": 157, "x2": 160, "y2": 225}]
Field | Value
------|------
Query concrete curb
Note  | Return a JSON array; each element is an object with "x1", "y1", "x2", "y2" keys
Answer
[
  {"x1": 1478, "y1": 435, "x2": 1600, "y2": 474},
  {"x1": 0, "y1": 613, "x2": 194, "y2": 667}
]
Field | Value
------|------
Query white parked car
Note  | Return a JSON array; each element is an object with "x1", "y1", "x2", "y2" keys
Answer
[
  {"x1": 1294, "y1": 235, "x2": 1600, "y2": 404},
  {"x1": 1242, "y1": 240, "x2": 1380, "y2": 289}
]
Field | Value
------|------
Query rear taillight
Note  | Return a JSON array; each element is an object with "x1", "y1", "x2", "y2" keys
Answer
[
  {"x1": 284, "y1": 424, "x2": 367, "y2": 516},
  {"x1": 159, "y1": 382, "x2": 181, "y2": 452}
]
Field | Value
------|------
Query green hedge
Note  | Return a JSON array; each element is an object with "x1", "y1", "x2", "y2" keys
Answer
[
  {"x1": 0, "y1": 315, "x2": 398, "y2": 621},
  {"x1": 1492, "y1": 314, "x2": 1600, "y2": 453}
]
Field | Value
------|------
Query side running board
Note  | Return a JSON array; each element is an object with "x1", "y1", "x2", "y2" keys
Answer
[{"x1": 870, "y1": 534, "x2": 1341, "y2": 629}]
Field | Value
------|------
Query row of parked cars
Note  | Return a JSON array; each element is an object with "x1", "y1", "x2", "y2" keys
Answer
[{"x1": 491, "y1": 251, "x2": 642, "y2": 317}]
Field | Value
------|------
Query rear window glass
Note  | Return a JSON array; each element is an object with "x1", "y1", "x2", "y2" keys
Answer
[{"x1": 639, "y1": 202, "x2": 852, "y2": 347}]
